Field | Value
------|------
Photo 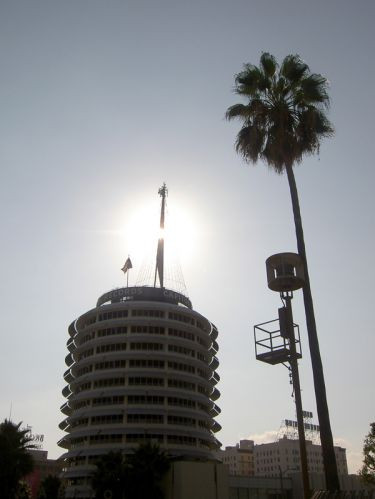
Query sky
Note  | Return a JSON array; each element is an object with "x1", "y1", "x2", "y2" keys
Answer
[{"x1": 0, "y1": 0, "x2": 374, "y2": 474}]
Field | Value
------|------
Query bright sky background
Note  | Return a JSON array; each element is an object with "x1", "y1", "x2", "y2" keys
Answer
[{"x1": 1, "y1": 0, "x2": 374, "y2": 474}]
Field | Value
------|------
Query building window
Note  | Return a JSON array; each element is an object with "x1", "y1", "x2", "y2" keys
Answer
[
  {"x1": 91, "y1": 414, "x2": 123, "y2": 425},
  {"x1": 127, "y1": 414, "x2": 163, "y2": 424},
  {"x1": 168, "y1": 328, "x2": 195, "y2": 342},
  {"x1": 127, "y1": 395, "x2": 164, "y2": 405},
  {"x1": 98, "y1": 310, "x2": 129, "y2": 321},
  {"x1": 130, "y1": 325, "x2": 165, "y2": 334},
  {"x1": 168, "y1": 379, "x2": 195, "y2": 391},
  {"x1": 167, "y1": 435, "x2": 196, "y2": 446},
  {"x1": 128, "y1": 377, "x2": 164, "y2": 386},
  {"x1": 167, "y1": 415, "x2": 195, "y2": 427},
  {"x1": 93, "y1": 377, "x2": 125, "y2": 388},
  {"x1": 131, "y1": 309, "x2": 164, "y2": 318},
  {"x1": 168, "y1": 313, "x2": 194, "y2": 325},
  {"x1": 167, "y1": 397, "x2": 195, "y2": 409},
  {"x1": 92, "y1": 396, "x2": 124, "y2": 406},
  {"x1": 168, "y1": 361, "x2": 195, "y2": 374},
  {"x1": 168, "y1": 344, "x2": 195, "y2": 357},
  {"x1": 94, "y1": 360, "x2": 126, "y2": 370},
  {"x1": 130, "y1": 342, "x2": 163, "y2": 351},
  {"x1": 97, "y1": 326, "x2": 127, "y2": 337},
  {"x1": 96, "y1": 343, "x2": 127, "y2": 354},
  {"x1": 129, "y1": 359, "x2": 164, "y2": 369}
]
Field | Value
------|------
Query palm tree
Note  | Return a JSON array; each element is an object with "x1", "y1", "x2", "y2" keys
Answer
[
  {"x1": 91, "y1": 451, "x2": 127, "y2": 499},
  {"x1": 126, "y1": 442, "x2": 170, "y2": 499},
  {"x1": 0, "y1": 420, "x2": 35, "y2": 498},
  {"x1": 37, "y1": 475, "x2": 63, "y2": 499},
  {"x1": 91, "y1": 444, "x2": 170, "y2": 499},
  {"x1": 226, "y1": 53, "x2": 340, "y2": 491}
]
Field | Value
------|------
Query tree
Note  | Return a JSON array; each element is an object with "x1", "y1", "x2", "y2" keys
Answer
[
  {"x1": 125, "y1": 442, "x2": 170, "y2": 499},
  {"x1": 0, "y1": 420, "x2": 35, "y2": 499},
  {"x1": 37, "y1": 475, "x2": 63, "y2": 499},
  {"x1": 91, "y1": 451, "x2": 127, "y2": 499},
  {"x1": 16, "y1": 481, "x2": 32, "y2": 499},
  {"x1": 91, "y1": 443, "x2": 170, "y2": 499},
  {"x1": 226, "y1": 53, "x2": 340, "y2": 491},
  {"x1": 360, "y1": 422, "x2": 375, "y2": 485}
]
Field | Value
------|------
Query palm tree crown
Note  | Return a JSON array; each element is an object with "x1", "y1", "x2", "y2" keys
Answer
[
  {"x1": 0, "y1": 420, "x2": 35, "y2": 498},
  {"x1": 226, "y1": 52, "x2": 334, "y2": 172}
]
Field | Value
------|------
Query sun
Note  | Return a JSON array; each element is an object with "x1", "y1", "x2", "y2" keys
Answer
[{"x1": 120, "y1": 199, "x2": 197, "y2": 267}]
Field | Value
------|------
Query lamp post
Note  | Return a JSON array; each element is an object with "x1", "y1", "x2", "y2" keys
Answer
[{"x1": 254, "y1": 252, "x2": 310, "y2": 499}]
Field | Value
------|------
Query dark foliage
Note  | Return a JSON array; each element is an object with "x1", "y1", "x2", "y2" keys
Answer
[
  {"x1": 226, "y1": 52, "x2": 334, "y2": 173},
  {"x1": 37, "y1": 475, "x2": 63, "y2": 499},
  {"x1": 0, "y1": 420, "x2": 35, "y2": 499},
  {"x1": 360, "y1": 422, "x2": 375, "y2": 485},
  {"x1": 91, "y1": 443, "x2": 170, "y2": 499}
]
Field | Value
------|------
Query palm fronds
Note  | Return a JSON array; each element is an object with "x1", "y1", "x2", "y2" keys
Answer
[{"x1": 226, "y1": 53, "x2": 334, "y2": 171}]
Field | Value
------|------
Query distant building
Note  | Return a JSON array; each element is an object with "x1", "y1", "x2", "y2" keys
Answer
[
  {"x1": 216, "y1": 440, "x2": 255, "y2": 476},
  {"x1": 254, "y1": 435, "x2": 348, "y2": 477}
]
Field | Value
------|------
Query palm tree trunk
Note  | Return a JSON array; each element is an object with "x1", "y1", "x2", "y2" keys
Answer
[{"x1": 285, "y1": 164, "x2": 340, "y2": 491}]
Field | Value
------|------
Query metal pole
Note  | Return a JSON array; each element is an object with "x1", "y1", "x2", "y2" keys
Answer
[
  {"x1": 283, "y1": 293, "x2": 310, "y2": 499},
  {"x1": 154, "y1": 183, "x2": 167, "y2": 288}
]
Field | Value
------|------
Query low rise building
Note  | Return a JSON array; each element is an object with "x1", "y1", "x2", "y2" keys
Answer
[
  {"x1": 254, "y1": 435, "x2": 348, "y2": 477},
  {"x1": 216, "y1": 439, "x2": 255, "y2": 476}
]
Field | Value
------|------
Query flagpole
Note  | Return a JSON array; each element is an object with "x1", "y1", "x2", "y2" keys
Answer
[{"x1": 121, "y1": 256, "x2": 133, "y2": 287}]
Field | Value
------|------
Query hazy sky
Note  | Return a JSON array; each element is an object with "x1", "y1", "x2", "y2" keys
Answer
[{"x1": 1, "y1": 0, "x2": 374, "y2": 473}]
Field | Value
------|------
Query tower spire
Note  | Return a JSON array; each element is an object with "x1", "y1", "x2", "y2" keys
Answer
[{"x1": 154, "y1": 183, "x2": 168, "y2": 288}]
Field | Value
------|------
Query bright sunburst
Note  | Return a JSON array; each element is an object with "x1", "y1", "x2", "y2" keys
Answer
[{"x1": 120, "y1": 199, "x2": 198, "y2": 267}]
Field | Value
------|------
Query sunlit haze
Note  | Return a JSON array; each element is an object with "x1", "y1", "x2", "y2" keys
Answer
[
  {"x1": 0, "y1": 0, "x2": 374, "y2": 477},
  {"x1": 120, "y1": 198, "x2": 198, "y2": 272}
]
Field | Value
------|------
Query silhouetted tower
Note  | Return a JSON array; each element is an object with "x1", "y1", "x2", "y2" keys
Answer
[{"x1": 59, "y1": 184, "x2": 221, "y2": 498}]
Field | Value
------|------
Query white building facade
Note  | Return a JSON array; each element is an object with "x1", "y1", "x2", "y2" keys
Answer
[
  {"x1": 59, "y1": 286, "x2": 221, "y2": 498},
  {"x1": 254, "y1": 436, "x2": 348, "y2": 477}
]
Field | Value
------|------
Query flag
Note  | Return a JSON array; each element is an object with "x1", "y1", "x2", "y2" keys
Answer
[{"x1": 121, "y1": 257, "x2": 133, "y2": 274}]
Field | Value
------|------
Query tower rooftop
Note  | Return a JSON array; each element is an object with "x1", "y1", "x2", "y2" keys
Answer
[{"x1": 96, "y1": 285, "x2": 192, "y2": 309}]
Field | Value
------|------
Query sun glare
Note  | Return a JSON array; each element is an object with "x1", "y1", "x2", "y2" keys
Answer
[{"x1": 120, "y1": 200, "x2": 198, "y2": 267}]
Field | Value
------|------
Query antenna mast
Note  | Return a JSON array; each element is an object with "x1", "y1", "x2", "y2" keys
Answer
[{"x1": 154, "y1": 183, "x2": 168, "y2": 288}]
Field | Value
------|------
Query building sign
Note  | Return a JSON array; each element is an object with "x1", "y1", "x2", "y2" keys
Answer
[
  {"x1": 302, "y1": 410, "x2": 313, "y2": 419},
  {"x1": 284, "y1": 419, "x2": 320, "y2": 432},
  {"x1": 97, "y1": 286, "x2": 192, "y2": 309},
  {"x1": 25, "y1": 426, "x2": 44, "y2": 449}
]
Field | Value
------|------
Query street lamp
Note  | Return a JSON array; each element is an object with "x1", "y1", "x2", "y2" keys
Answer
[{"x1": 254, "y1": 252, "x2": 310, "y2": 499}]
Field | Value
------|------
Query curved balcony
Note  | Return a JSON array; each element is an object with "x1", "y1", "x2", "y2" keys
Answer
[
  {"x1": 67, "y1": 338, "x2": 76, "y2": 353},
  {"x1": 62, "y1": 384, "x2": 72, "y2": 398},
  {"x1": 210, "y1": 356, "x2": 219, "y2": 370},
  {"x1": 57, "y1": 436, "x2": 69, "y2": 449},
  {"x1": 210, "y1": 324, "x2": 219, "y2": 341},
  {"x1": 59, "y1": 418, "x2": 70, "y2": 431},
  {"x1": 210, "y1": 340, "x2": 219, "y2": 354},
  {"x1": 209, "y1": 403, "x2": 220, "y2": 417},
  {"x1": 65, "y1": 353, "x2": 74, "y2": 367},
  {"x1": 211, "y1": 420, "x2": 222, "y2": 433},
  {"x1": 68, "y1": 321, "x2": 77, "y2": 338},
  {"x1": 64, "y1": 369, "x2": 74, "y2": 383},
  {"x1": 60, "y1": 402, "x2": 72, "y2": 416},
  {"x1": 210, "y1": 371, "x2": 220, "y2": 385},
  {"x1": 211, "y1": 387, "x2": 220, "y2": 401}
]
